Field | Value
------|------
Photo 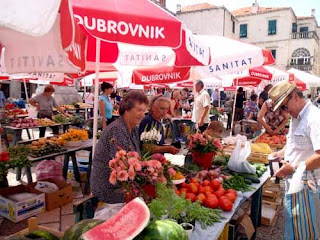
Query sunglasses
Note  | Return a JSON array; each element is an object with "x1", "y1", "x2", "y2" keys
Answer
[{"x1": 281, "y1": 95, "x2": 292, "y2": 111}]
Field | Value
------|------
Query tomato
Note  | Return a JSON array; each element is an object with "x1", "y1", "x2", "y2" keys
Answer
[
  {"x1": 205, "y1": 195, "x2": 219, "y2": 209},
  {"x1": 196, "y1": 193, "x2": 206, "y2": 204},
  {"x1": 198, "y1": 186, "x2": 206, "y2": 193},
  {"x1": 181, "y1": 182, "x2": 188, "y2": 188},
  {"x1": 195, "y1": 182, "x2": 200, "y2": 188},
  {"x1": 180, "y1": 188, "x2": 188, "y2": 195},
  {"x1": 202, "y1": 180, "x2": 211, "y2": 187},
  {"x1": 225, "y1": 193, "x2": 236, "y2": 203},
  {"x1": 188, "y1": 183, "x2": 198, "y2": 194},
  {"x1": 204, "y1": 192, "x2": 215, "y2": 198},
  {"x1": 175, "y1": 189, "x2": 181, "y2": 196},
  {"x1": 214, "y1": 187, "x2": 226, "y2": 198},
  {"x1": 210, "y1": 179, "x2": 221, "y2": 191},
  {"x1": 190, "y1": 178, "x2": 198, "y2": 183},
  {"x1": 227, "y1": 189, "x2": 237, "y2": 197},
  {"x1": 219, "y1": 196, "x2": 233, "y2": 211},
  {"x1": 186, "y1": 193, "x2": 196, "y2": 202},
  {"x1": 204, "y1": 186, "x2": 212, "y2": 193}
]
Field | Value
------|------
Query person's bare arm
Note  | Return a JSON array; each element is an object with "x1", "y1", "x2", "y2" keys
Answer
[
  {"x1": 150, "y1": 145, "x2": 180, "y2": 154},
  {"x1": 170, "y1": 100, "x2": 177, "y2": 117},
  {"x1": 305, "y1": 150, "x2": 320, "y2": 171},
  {"x1": 257, "y1": 102, "x2": 273, "y2": 134},
  {"x1": 29, "y1": 99, "x2": 38, "y2": 109}
]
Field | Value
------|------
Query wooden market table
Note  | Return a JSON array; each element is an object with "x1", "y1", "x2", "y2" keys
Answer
[
  {"x1": 17, "y1": 139, "x2": 93, "y2": 194},
  {"x1": 3, "y1": 122, "x2": 81, "y2": 147}
]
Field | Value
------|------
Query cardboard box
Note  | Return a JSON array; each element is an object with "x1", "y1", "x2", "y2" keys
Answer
[
  {"x1": 33, "y1": 179, "x2": 73, "y2": 211},
  {"x1": 0, "y1": 185, "x2": 45, "y2": 223}
]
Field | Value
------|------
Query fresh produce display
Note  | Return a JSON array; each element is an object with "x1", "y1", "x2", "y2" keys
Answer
[
  {"x1": 36, "y1": 118, "x2": 57, "y2": 126},
  {"x1": 71, "y1": 114, "x2": 85, "y2": 124},
  {"x1": 171, "y1": 171, "x2": 185, "y2": 180},
  {"x1": 149, "y1": 183, "x2": 222, "y2": 228},
  {"x1": 61, "y1": 219, "x2": 103, "y2": 240},
  {"x1": 10, "y1": 118, "x2": 39, "y2": 128},
  {"x1": 222, "y1": 174, "x2": 255, "y2": 192},
  {"x1": 135, "y1": 220, "x2": 188, "y2": 240},
  {"x1": 52, "y1": 114, "x2": 70, "y2": 124},
  {"x1": 251, "y1": 143, "x2": 272, "y2": 154},
  {"x1": 7, "y1": 108, "x2": 28, "y2": 117},
  {"x1": 29, "y1": 138, "x2": 66, "y2": 157},
  {"x1": 81, "y1": 198, "x2": 150, "y2": 240},
  {"x1": 25, "y1": 230, "x2": 59, "y2": 240},
  {"x1": 59, "y1": 129, "x2": 88, "y2": 144},
  {"x1": 256, "y1": 133, "x2": 286, "y2": 145}
]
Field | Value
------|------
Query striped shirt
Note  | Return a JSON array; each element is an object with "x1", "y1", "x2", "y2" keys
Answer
[{"x1": 285, "y1": 101, "x2": 320, "y2": 189}]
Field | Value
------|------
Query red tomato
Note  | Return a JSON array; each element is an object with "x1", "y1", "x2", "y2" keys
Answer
[
  {"x1": 190, "y1": 178, "x2": 198, "y2": 183},
  {"x1": 181, "y1": 182, "x2": 188, "y2": 188},
  {"x1": 219, "y1": 196, "x2": 233, "y2": 211},
  {"x1": 203, "y1": 186, "x2": 212, "y2": 193},
  {"x1": 227, "y1": 189, "x2": 237, "y2": 197},
  {"x1": 204, "y1": 192, "x2": 215, "y2": 198},
  {"x1": 180, "y1": 188, "x2": 188, "y2": 195},
  {"x1": 186, "y1": 193, "x2": 196, "y2": 202},
  {"x1": 205, "y1": 195, "x2": 219, "y2": 209},
  {"x1": 196, "y1": 193, "x2": 206, "y2": 204},
  {"x1": 210, "y1": 179, "x2": 221, "y2": 191},
  {"x1": 198, "y1": 186, "x2": 206, "y2": 193},
  {"x1": 175, "y1": 190, "x2": 181, "y2": 196},
  {"x1": 225, "y1": 193, "x2": 236, "y2": 203},
  {"x1": 195, "y1": 182, "x2": 200, "y2": 188},
  {"x1": 202, "y1": 180, "x2": 211, "y2": 187},
  {"x1": 188, "y1": 183, "x2": 198, "y2": 194},
  {"x1": 214, "y1": 187, "x2": 226, "y2": 198}
]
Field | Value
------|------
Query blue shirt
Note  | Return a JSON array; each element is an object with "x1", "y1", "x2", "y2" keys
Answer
[
  {"x1": 99, "y1": 94, "x2": 113, "y2": 119},
  {"x1": 0, "y1": 91, "x2": 6, "y2": 108},
  {"x1": 139, "y1": 114, "x2": 165, "y2": 145}
]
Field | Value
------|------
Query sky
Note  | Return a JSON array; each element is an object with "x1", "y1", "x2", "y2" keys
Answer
[{"x1": 166, "y1": 0, "x2": 320, "y2": 24}]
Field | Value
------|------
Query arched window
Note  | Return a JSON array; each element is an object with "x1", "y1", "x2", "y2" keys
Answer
[{"x1": 291, "y1": 48, "x2": 311, "y2": 65}]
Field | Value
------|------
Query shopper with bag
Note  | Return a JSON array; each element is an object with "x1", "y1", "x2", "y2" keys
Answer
[
  {"x1": 269, "y1": 81, "x2": 320, "y2": 240},
  {"x1": 29, "y1": 85, "x2": 70, "y2": 137}
]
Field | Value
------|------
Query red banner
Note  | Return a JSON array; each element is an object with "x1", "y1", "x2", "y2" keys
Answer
[
  {"x1": 249, "y1": 66, "x2": 272, "y2": 80},
  {"x1": 233, "y1": 77, "x2": 262, "y2": 87},
  {"x1": 132, "y1": 66, "x2": 190, "y2": 85}
]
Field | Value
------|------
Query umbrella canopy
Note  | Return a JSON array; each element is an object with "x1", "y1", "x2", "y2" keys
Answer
[
  {"x1": 72, "y1": 0, "x2": 182, "y2": 47},
  {"x1": 0, "y1": 0, "x2": 87, "y2": 74},
  {"x1": 249, "y1": 66, "x2": 294, "y2": 83},
  {"x1": 287, "y1": 68, "x2": 320, "y2": 87},
  {"x1": 290, "y1": 77, "x2": 308, "y2": 91}
]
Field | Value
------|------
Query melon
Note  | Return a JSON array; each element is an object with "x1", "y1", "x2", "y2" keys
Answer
[
  {"x1": 61, "y1": 219, "x2": 103, "y2": 240},
  {"x1": 81, "y1": 198, "x2": 150, "y2": 240},
  {"x1": 134, "y1": 219, "x2": 189, "y2": 240}
]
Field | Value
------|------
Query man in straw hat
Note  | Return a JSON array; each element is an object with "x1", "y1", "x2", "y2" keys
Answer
[{"x1": 270, "y1": 81, "x2": 320, "y2": 239}]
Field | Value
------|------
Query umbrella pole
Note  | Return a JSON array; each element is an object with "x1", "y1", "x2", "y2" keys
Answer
[
  {"x1": 92, "y1": 39, "x2": 101, "y2": 156},
  {"x1": 23, "y1": 78, "x2": 29, "y2": 103},
  {"x1": 84, "y1": 83, "x2": 87, "y2": 121},
  {"x1": 230, "y1": 78, "x2": 238, "y2": 136}
]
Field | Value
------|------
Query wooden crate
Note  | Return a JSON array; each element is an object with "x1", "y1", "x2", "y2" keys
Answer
[
  {"x1": 261, "y1": 202, "x2": 279, "y2": 226},
  {"x1": 6, "y1": 217, "x2": 63, "y2": 239},
  {"x1": 248, "y1": 152, "x2": 269, "y2": 164}
]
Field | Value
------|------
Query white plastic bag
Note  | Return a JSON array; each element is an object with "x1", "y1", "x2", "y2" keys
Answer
[
  {"x1": 287, "y1": 161, "x2": 306, "y2": 194},
  {"x1": 26, "y1": 103, "x2": 38, "y2": 118},
  {"x1": 227, "y1": 140, "x2": 256, "y2": 174}
]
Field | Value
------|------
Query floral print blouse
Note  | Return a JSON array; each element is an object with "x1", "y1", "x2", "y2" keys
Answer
[{"x1": 264, "y1": 99, "x2": 285, "y2": 130}]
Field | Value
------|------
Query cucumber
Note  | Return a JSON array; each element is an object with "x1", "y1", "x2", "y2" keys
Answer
[
  {"x1": 256, "y1": 170, "x2": 263, "y2": 177},
  {"x1": 244, "y1": 179, "x2": 252, "y2": 185},
  {"x1": 238, "y1": 173, "x2": 260, "y2": 183}
]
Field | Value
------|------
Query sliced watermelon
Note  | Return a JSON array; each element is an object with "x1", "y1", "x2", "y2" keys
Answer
[{"x1": 81, "y1": 198, "x2": 150, "y2": 240}]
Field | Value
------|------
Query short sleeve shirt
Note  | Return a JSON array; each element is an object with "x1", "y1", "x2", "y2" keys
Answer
[
  {"x1": 99, "y1": 94, "x2": 113, "y2": 119},
  {"x1": 31, "y1": 93, "x2": 58, "y2": 114},
  {"x1": 192, "y1": 89, "x2": 211, "y2": 124}
]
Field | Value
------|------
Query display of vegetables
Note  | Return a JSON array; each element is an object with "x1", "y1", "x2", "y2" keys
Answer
[
  {"x1": 256, "y1": 133, "x2": 286, "y2": 145},
  {"x1": 53, "y1": 114, "x2": 70, "y2": 124},
  {"x1": 36, "y1": 118, "x2": 57, "y2": 126},
  {"x1": 10, "y1": 118, "x2": 39, "y2": 128},
  {"x1": 59, "y1": 129, "x2": 88, "y2": 142},
  {"x1": 251, "y1": 143, "x2": 272, "y2": 154},
  {"x1": 29, "y1": 138, "x2": 66, "y2": 157},
  {"x1": 71, "y1": 114, "x2": 85, "y2": 124}
]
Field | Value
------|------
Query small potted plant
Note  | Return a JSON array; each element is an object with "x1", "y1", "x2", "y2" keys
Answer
[{"x1": 187, "y1": 133, "x2": 223, "y2": 169}]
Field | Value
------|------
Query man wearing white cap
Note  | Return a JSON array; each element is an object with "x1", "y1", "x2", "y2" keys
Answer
[{"x1": 270, "y1": 81, "x2": 320, "y2": 239}]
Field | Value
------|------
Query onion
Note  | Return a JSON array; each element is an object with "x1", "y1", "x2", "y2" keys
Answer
[
  {"x1": 215, "y1": 168, "x2": 221, "y2": 174},
  {"x1": 208, "y1": 170, "x2": 219, "y2": 178},
  {"x1": 217, "y1": 177, "x2": 223, "y2": 183}
]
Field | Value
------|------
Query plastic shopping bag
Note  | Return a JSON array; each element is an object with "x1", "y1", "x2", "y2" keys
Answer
[
  {"x1": 227, "y1": 140, "x2": 256, "y2": 174},
  {"x1": 26, "y1": 104, "x2": 38, "y2": 118},
  {"x1": 287, "y1": 161, "x2": 306, "y2": 194},
  {"x1": 36, "y1": 160, "x2": 64, "y2": 181}
]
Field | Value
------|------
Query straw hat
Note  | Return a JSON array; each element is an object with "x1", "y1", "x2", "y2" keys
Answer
[{"x1": 268, "y1": 81, "x2": 296, "y2": 111}]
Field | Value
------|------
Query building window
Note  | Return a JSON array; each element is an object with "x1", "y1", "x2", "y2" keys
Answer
[
  {"x1": 268, "y1": 20, "x2": 277, "y2": 35},
  {"x1": 240, "y1": 24, "x2": 247, "y2": 38},
  {"x1": 291, "y1": 48, "x2": 311, "y2": 65},
  {"x1": 271, "y1": 50, "x2": 276, "y2": 59},
  {"x1": 300, "y1": 27, "x2": 309, "y2": 32},
  {"x1": 232, "y1": 21, "x2": 235, "y2": 33},
  {"x1": 292, "y1": 23, "x2": 297, "y2": 33}
]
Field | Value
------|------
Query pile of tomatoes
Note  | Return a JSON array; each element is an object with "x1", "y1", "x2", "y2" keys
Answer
[{"x1": 175, "y1": 178, "x2": 237, "y2": 212}]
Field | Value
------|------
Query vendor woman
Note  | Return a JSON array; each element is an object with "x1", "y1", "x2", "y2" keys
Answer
[
  {"x1": 139, "y1": 95, "x2": 180, "y2": 154},
  {"x1": 99, "y1": 82, "x2": 114, "y2": 130},
  {"x1": 91, "y1": 90, "x2": 149, "y2": 203},
  {"x1": 257, "y1": 98, "x2": 289, "y2": 135},
  {"x1": 29, "y1": 85, "x2": 69, "y2": 138}
]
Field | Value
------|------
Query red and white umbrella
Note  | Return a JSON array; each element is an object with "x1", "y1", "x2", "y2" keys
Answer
[
  {"x1": 0, "y1": 0, "x2": 87, "y2": 74},
  {"x1": 288, "y1": 68, "x2": 320, "y2": 88},
  {"x1": 291, "y1": 77, "x2": 308, "y2": 91},
  {"x1": 249, "y1": 66, "x2": 294, "y2": 83}
]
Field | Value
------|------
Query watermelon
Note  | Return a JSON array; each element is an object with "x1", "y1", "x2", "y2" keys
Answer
[
  {"x1": 61, "y1": 219, "x2": 103, "y2": 240},
  {"x1": 81, "y1": 198, "x2": 150, "y2": 240},
  {"x1": 134, "y1": 220, "x2": 189, "y2": 240},
  {"x1": 25, "y1": 230, "x2": 59, "y2": 240}
]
